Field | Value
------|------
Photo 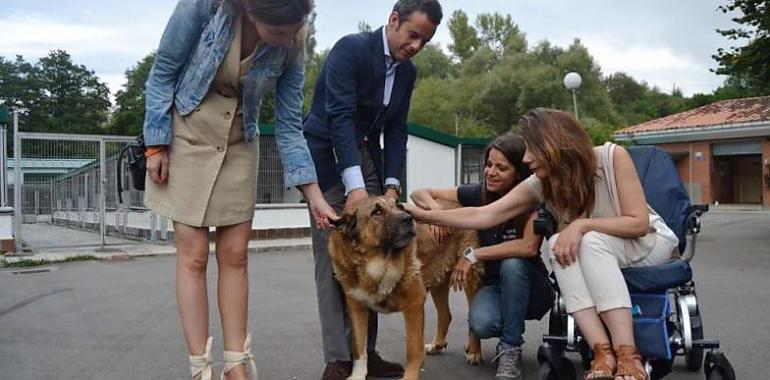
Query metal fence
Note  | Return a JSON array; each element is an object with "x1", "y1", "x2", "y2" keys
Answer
[
  {"x1": 6, "y1": 127, "x2": 484, "y2": 251},
  {"x1": 8, "y1": 131, "x2": 294, "y2": 251},
  {"x1": 460, "y1": 145, "x2": 486, "y2": 185},
  {"x1": 11, "y1": 133, "x2": 148, "y2": 250}
]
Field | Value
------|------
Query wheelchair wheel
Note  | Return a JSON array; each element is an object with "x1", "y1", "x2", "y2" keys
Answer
[
  {"x1": 685, "y1": 321, "x2": 704, "y2": 371},
  {"x1": 578, "y1": 340, "x2": 592, "y2": 371},
  {"x1": 704, "y1": 351, "x2": 736, "y2": 380},
  {"x1": 537, "y1": 357, "x2": 576, "y2": 380},
  {"x1": 706, "y1": 367, "x2": 735, "y2": 380}
]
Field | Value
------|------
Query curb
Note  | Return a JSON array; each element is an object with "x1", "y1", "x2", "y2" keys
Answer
[{"x1": 2, "y1": 242, "x2": 313, "y2": 266}]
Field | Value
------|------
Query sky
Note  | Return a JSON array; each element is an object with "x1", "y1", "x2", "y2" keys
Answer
[{"x1": 0, "y1": 0, "x2": 740, "y2": 100}]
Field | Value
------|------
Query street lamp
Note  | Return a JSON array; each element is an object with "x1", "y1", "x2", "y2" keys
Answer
[{"x1": 563, "y1": 72, "x2": 582, "y2": 120}]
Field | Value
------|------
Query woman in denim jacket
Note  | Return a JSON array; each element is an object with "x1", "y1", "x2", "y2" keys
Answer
[{"x1": 143, "y1": 1, "x2": 335, "y2": 379}]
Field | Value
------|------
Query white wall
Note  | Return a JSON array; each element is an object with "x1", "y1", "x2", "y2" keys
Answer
[
  {"x1": 252, "y1": 204, "x2": 309, "y2": 229},
  {"x1": 405, "y1": 136, "x2": 457, "y2": 197},
  {"x1": 250, "y1": 136, "x2": 459, "y2": 230}
]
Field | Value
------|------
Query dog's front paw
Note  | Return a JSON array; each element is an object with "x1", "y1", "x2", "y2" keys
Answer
[
  {"x1": 425, "y1": 341, "x2": 448, "y2": 355},
  {"x1": 465, "y1": 351, "x2": 484, "y2": 365}
]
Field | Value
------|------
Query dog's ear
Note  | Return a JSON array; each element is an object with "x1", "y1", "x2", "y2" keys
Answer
[{"x1": 332, "y1": 212, "x2": 358, "y2": 240}]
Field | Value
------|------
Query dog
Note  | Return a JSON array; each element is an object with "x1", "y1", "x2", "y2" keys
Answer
[{"x1": 329, "y1": 196, "x2": 483, "y2": 380}]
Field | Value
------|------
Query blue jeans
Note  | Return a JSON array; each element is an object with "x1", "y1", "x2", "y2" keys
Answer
[{"x1": 468, "y1": 258, "x2": 552, "y2": 347}]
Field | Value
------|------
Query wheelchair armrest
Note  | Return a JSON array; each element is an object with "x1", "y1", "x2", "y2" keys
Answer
[
  {"x1": 686, "y1": 204, "x2": 708, "y2": 235},
  {"x1": 691, "y1": 204, "x2": 709, "y2": 215},
  {"x1": 533, "y1": 206, "x2": 555, "y2": 240}
]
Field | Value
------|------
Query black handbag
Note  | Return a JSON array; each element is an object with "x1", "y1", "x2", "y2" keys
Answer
[{"x1": 116, "y1": 134, "x2": 146, "y2": 204}]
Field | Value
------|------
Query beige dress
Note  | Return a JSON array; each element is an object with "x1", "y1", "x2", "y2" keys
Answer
[{"x1": 145, "y1": 17, "x2": 260, "y2": 227}]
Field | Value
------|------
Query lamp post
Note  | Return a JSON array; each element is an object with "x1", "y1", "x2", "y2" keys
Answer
[{"x1": 563, "y1": 72, "x2": 582, "y2": 120}]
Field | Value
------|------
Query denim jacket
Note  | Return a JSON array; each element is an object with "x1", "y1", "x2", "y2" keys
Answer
[{"x1": 143, "y1": 0, "x2": 317, "y2": 188}]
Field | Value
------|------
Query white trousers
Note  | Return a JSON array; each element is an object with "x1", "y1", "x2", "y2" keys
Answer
[{"x1": 547, "y1": 231, "x2": 678, "y2": 313}]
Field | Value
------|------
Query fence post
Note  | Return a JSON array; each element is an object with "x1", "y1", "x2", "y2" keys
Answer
[
  {"x1": 159, "y1": 215, "x2": 168, "y2": 241},
  {"x1": 0, "y1": 113, "x2": 7, "y2": 207},
  {"x1": 13, "y1": 112, "x2": 21, "y2": 252},
  {"x1": 99, "y1": 138, "x2": 106, "y2": 248},
  {"x1": 150, "y1": 212, "x2": 157, "y2": 241}
]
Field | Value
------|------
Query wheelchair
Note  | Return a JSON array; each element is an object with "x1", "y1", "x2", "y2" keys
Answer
[{"x1": 533, "y1": 145, "x2": 736, "y2": 380}]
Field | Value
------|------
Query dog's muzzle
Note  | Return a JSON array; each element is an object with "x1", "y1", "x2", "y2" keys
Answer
[{"x1": 388, "y1": 212, "x2": 416, "y2": 250}]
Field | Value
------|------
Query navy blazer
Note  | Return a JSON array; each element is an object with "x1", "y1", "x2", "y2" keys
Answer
[{"x1": 303, "y1": 27, "x2": 417, "y2": 192}]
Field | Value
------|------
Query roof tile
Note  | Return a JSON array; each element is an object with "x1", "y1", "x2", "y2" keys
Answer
[{"x1": 615, "y1": 96, "x2": 770, "y2": 135}]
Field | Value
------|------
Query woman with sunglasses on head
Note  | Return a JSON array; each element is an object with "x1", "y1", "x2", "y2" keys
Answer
[
  {"x1": 143, "y1": 1, "x2": 335, "y2": 379},
  {"x1": 410, "y1": 133, "x2": 553, "y2": 380},
  {"x1": 404, "y1": 108, "x2": 679, "y2": 380}
]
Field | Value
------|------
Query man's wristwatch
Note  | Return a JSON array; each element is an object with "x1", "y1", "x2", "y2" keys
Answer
[
  {"x1": 384, "y1": 184, "x2": 401, "y2": 196},
  {"x1": 463, "y1": 246, "x2": 478, "y2": 264}
]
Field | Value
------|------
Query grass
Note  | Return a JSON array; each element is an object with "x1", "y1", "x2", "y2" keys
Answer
[{"x1": 0, "y1": 254, "x2": 98, "y2": 268}]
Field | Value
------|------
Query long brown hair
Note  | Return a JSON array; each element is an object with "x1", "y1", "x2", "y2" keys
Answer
[{"x1": 518, "y1": 108, "x2": 596, "y2": 225}]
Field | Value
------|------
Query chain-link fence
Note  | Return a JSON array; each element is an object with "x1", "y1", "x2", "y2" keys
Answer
[
  {"x1": 9, "y1": 132, "x2": 295, "y2": 250},
  {"x1": 460, "y1": 145, "x2": 486, "y2": 185}
]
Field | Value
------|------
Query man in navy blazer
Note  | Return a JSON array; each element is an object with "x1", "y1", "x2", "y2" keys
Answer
[{"x1": 303, "y1": 1, "x2": 442, "y2": 379}]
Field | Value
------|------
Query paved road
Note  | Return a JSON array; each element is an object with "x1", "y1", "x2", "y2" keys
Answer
[{"x1": 1, "y1": 211, "x2": 768, "y2": 379}]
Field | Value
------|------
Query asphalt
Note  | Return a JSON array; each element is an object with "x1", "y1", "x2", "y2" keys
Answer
[{"x1": 0, "y1": 210, "x2": 768, "y2": 379}]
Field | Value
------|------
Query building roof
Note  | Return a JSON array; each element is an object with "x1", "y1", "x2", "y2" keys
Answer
[
  {"x1": 259, "y1": 123, "x2": 490, "y2": 148},
  {"x1": 407, "y1": 123, "x2": 490, "y2": 147},
  {"x1": 615, "y1": 96, "x2": 770, "y2": 136}
]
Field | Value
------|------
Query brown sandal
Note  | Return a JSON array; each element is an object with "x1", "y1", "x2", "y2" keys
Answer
[
  {"x1": 614, "y1": 345, "x2": 649, "y2": 380},
  {"x1": 585, "y1": 343, "x2": 615, "y2": 380}
]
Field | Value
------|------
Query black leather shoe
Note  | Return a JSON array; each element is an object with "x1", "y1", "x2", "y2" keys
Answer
[
  {"x1": 367, "y1": 351, "x2": 404, "y2": 378},
  {"x1": 320, "y1": 361, "x2": 352, "y2": 380}
]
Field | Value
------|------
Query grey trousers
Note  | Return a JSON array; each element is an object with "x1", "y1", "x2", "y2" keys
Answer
[{"x1": 310, "y1": 147, "x2": 383, "y2": 363}]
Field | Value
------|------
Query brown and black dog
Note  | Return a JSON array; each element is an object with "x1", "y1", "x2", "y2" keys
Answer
[{"x1": 329, "y1": 196, "x2": 483, "y2": 380}]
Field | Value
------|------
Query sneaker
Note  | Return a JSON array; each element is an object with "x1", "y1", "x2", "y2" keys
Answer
[
  {"x1": 491, "y1": 343, "x2": 523, "y2": 380},
  {"x1": 320, "y1": 361, "x2": 352, "y2": 380},
  {"x1": 367, "y1": 350, "x2": 404, "y2": 378}
]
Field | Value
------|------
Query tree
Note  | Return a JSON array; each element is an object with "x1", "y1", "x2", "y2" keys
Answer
[
  {"x1": 475, "y1": 13, "x2": 523, "y2": 55},
  {"x1": 358, "y1": 21, "x2": 372, "y2": 33},
  {"x1": 4, "y1": 50, "x2": 111, "y2": 134},
  {"x1": 305, "y1": 12, "x2": 318, "y2": 58},
  {"x1": 604, "y1": 72, "x2": 647, "y2": 107},
  {"x1": 109, "y1": 53, "x2": 155, "y2": 136},
  {"x1": 411, "y1": 43, "x2": 454, "y2": 80},
  {"x1": 0, "y1": 55, "x2": 40, "y2": 116},
  {"x1": 713, "y1": 0, "x2": 770, "y2": 95},
  {"x1": 447, "y1": 10, "x2": 479, "y2": 62}
]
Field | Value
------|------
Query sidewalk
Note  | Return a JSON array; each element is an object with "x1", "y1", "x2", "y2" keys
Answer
[
  {"x1": 2, "y1": 237, "x2": 312, "y2": 263},
  {"x1": 707, "y1": 203, "x2": 770, "y2": 213}
]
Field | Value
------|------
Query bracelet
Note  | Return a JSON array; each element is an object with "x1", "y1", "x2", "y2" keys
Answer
[{"x1": 145, "y1": 146, "x2": 167, "y2": 158}]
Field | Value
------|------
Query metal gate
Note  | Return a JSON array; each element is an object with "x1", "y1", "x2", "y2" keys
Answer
[{"x1": 11, "y1": 132, "x2": 169, "y2": 250}]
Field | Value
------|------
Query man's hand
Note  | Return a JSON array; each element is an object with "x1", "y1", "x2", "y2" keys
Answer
[
  {"x1": 384, "y1": 188, "x2": 399, "y2": 199},
  {"x1": 345, "y1": 188, "x2": 368, "y2": 212},
  {"x1": 147, "y1": 150, "x2": 169, "y2": 184}
]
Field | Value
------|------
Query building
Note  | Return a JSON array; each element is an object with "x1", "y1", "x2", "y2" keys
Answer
[{"x1": 614, "y1": 96, "x2": 770, "y2": 207}]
